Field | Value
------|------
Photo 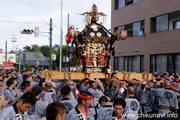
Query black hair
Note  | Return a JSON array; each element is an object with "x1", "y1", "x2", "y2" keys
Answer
[
  {"x1": 6, "y1": 78, "x2": 14, "y2": 87},
  {"x1": 89, "y1": 81, "x2": 95, "y2": 86},
  {"x1": 31, "y1": 86, "x2": 42, "y2": 96},
  {"x1": 46, "y1": 102, "x2": 65, "y2": 120},
  {"x1": 77, "y1": 91, "x2": 92, "y2": 104},
  {"x1": 99, "y1": 96, "x2": 108, "y2": 104},
  {"x1": 23, "y1": 75, "x2": 29, "y2": 81},
  {"x1": 60, "y1": 86, "x2": 71, "y2": 96},
  {"x1": 0, "y1": 80, "x2": 3, "y2": 83},
  {"x1": 20, "y1": 91, "x2": 36, "y2": 105},
  {"x1": 111, "y1": 72, "x2": 117, "y2": 78},
  {"x1": 113, "y1": 98, "x2": 126, "y2": 109},
  {"x1": 174, "y1": 75, "x2": 179, "y2": 78},
  {"x1": 21, "y1": 81, "x2": 31, "y2": 90},
  {"x1": 38, "y1": 78, "x2": 45, "y2": 87},
  {"x1": 128, "y1": 83, "x2": 134, "y2": 87}
]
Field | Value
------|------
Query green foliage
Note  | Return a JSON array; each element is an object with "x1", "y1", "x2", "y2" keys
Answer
[
  {"x1": 55, "y1": 45, "x2": 78, "y2": 69},
  {"x1": 24, "y1": 63, "x2": 31, "y2": 71},
  {"x1": 31, "y1": 44, "x2": 40, "y2": 52},
  {"x1": 23, "y1": 46, "x2": 32, "y2": 52},
  {"x1": 40, "y1": 45, "x2": 50, "y2": 57}
]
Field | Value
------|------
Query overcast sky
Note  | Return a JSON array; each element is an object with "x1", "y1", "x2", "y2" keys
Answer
[{"x1": 0, "y1": 0, "x2": 111, "y2": 52}]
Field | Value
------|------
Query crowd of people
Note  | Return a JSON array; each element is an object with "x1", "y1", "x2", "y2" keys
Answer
[{"x1": 0, "y1": 68, "x2": 180, "y2": 120}]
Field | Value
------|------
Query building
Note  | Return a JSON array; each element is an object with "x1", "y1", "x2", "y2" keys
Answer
[
  {"x1": 20, "y1": 52, "x2": 49, "y2": 70},
  {"x1": 111, "y1": 0, "x2": 180, "y2": 75},
  {"x1": 0, "y1": 53, "x2": 16, "y2": 68}
]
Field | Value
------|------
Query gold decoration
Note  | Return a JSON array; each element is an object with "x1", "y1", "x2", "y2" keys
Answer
[
  {"x1": 93, "y1": 28, "x2": 98, "y2": 31},
  {"x1": 97, "y1": 32, "x2": 102, "y2": 37},
  {"x1": 90, "y1": 32, "x2": 95, "y2": 37}
]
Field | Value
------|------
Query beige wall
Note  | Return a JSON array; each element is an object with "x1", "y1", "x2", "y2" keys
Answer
[{"x1": 111, "y1": 0, "x2": 180, "y2": 72}]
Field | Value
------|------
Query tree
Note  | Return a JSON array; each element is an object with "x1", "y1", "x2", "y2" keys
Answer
[
  {"x1": 40, "y1": 45, "x2": 50, "y2": 57},
  {"x1": 23, "y1": 45, "x2": 32, "y2": 52},
  {"x1": 31, "y1": 44, "x2": 40, "y2": 52},
  {"x1": 24, "y1": 63, "x2": 31, "y2": 71},
  {"x1": 54, "y1": 45, "x2": 78, "y2": 70}
]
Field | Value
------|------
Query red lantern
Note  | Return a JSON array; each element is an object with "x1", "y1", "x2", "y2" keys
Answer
[
  {"x1": 121, "y1": 29, "x2": 127, "y2": 39},
  {"x1": 84, "y1": 50, "x2": 88, "y2": 58},
  {"x1": 70, "y1": 27, "x2": 75, "y2": 38},
  {"x1": 65, "y1": 34, "x2": 71, "y2": 43}
]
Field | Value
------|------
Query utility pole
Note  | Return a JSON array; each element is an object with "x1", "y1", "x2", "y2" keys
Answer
[
  {"x1": 49, "y1": 18, "x2": 53, "y2": 70},
  {"x1": 19, "y1": 49, "x2": 21, "y2": 71},
  {"x1": 5, "y1": 41, "x2": 7, "y2": 62},
  {"x1": 59, "y1": 0, "x2": 63, "y2": 71},
  {"x1": 66, "y1": 14, "x2": 69, "y2": 71}
]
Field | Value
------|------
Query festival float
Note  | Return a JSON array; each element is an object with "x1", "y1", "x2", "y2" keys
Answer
[{"x1": 41, "y1": 4, "x2": 152, "y2": 85}]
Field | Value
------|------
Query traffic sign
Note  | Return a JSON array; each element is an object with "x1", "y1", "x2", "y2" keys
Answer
[
  {"x1": 54, "y1": 44, "x2": 58, "y2": 51},
  {"x1": 34, "y1": 26, "x2": 39, "y2": 37}
]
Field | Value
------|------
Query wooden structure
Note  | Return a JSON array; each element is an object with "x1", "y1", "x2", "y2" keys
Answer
[{"x1": 41, "y1": 71, "x2": 152, "y2": 87}]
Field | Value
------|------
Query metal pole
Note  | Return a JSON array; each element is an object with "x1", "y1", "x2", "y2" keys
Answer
[
  {"x1": 59, "y1": 0, "x2": 63, "y2": 71},
  {"x1": 5, "y1": 41, "x2": 7, "y2": 62},
  {"x1": 66, "y1": 14, "x2": 69, "y2": 71},
  {"x1": 19, "y1": 50, "x2": 21, "y2": 71},
  {"x1": 49, "y1": 18, "x2": 53, "y2": 70}
]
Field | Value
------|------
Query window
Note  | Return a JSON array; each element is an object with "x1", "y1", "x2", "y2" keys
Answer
[
  {"x1": 114, "y1": 57, "x2": 118, "y2": 71},
  {"x1": 115, "y1": 0, "x2": 125, "y2": 9},
  {"x1": 156, "y1": 55, "x2": 167, "y2": 75},
  {"x1": 114, "y1": 56, "x2": 143, "y2": 72},
  {"x1": 133, "y1": 0, "x2": 140, "y2": 3},
  {"x1": 133, "y1": 22, "x2": 141, "y2": 36},
  {"x1": 126, "y1": 0, "x2": 133, "y2": 6},
  {"x1": 156, "y1": 14, "x2": 169, "y2": 32},
  {"x1": 140, "y1": 56, "x2": 144, "y2": 72},
  {"x1": 175, "y1": 54, "x2": 180, "y2": 73},
  {"x1": 118, "y1": 26, "x2": 125, "y2": 32},
  {"x1": 173, "y1": 21, "x2": 180, "y2": 29},
  {"x1": 115, "y1": 0, "x2": 140, "y2": 10},
  {"x1": 132, "y1": 56, "x2": 140, "y2": 72},
  {"x1": 115, "y1": 20, "x2": 144, "y2": 38},
  {"x1": 125, "y1": 24, "x2": 133, "y2": 38},
  {"x1": 118, "y1": 57, "x2": 124, "y2": 71},
  {"x1": 118, "y1": 0, "x2": 125, "y2": 9},
  {"x1": 151, "y1": 54, "x2": 180, "y2": 75}
]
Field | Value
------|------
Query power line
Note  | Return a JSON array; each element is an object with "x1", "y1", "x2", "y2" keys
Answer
[
  {"x1": 0, "y1": 20, "x2": 49, "y2": 24},
  {"x1": 52, "y1": 23, "x2": 61, "y2": 31}
]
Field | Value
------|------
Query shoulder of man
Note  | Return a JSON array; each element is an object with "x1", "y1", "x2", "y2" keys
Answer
[{"x1": 1, "y1": 106, "x2": 15, "y2": 119}]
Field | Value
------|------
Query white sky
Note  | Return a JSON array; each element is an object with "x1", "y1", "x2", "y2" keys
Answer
[{"x1": 0, "y1": 0, "x2": 111, "y2": 52}]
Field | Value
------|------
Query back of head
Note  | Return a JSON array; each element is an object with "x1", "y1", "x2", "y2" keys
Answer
[
  {"x1": 164, "y1": 79, "x2": 171, "y2": 87},
  {"x1": 23, "y1": 75, "x2": 29, "y2": 81},
  {"x1": 31, "y1": 86, "x2": 42, "y2": 96},
  {"x1": 21, "y1": 81, "x2": 31, "y2": 90},
  {"x1": 99, "y1": 96, "x2": 108, "y2": 104},
  {"x1": 128, "y1": 86, "x2": 135, "y2": 95},
  {"x1": 46, "y1": 102, "x2": 65, "y2": 120},
  {"x1": 45, "y1": 82, "x2": 52, "y2": 89},
  {"x1": 20, "y1": 91, "x2": 36, "y2": 105},
  {"x1": 77, "y1": 91, "x2": 92, "y2": 104},
  {"x1": 113, "y1": 98, "x2": 126, "y2": 109},
  {"x1": 39, "y1": 78, "x2": 45, "y2": 87},
  {"x1": 60, "y1": 86, "x2": 71, "y2": 96}
]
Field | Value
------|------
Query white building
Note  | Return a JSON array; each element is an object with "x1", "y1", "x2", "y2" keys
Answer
[{"x1": 0, "y1": 53, "x2": 16, "y2": 67}]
